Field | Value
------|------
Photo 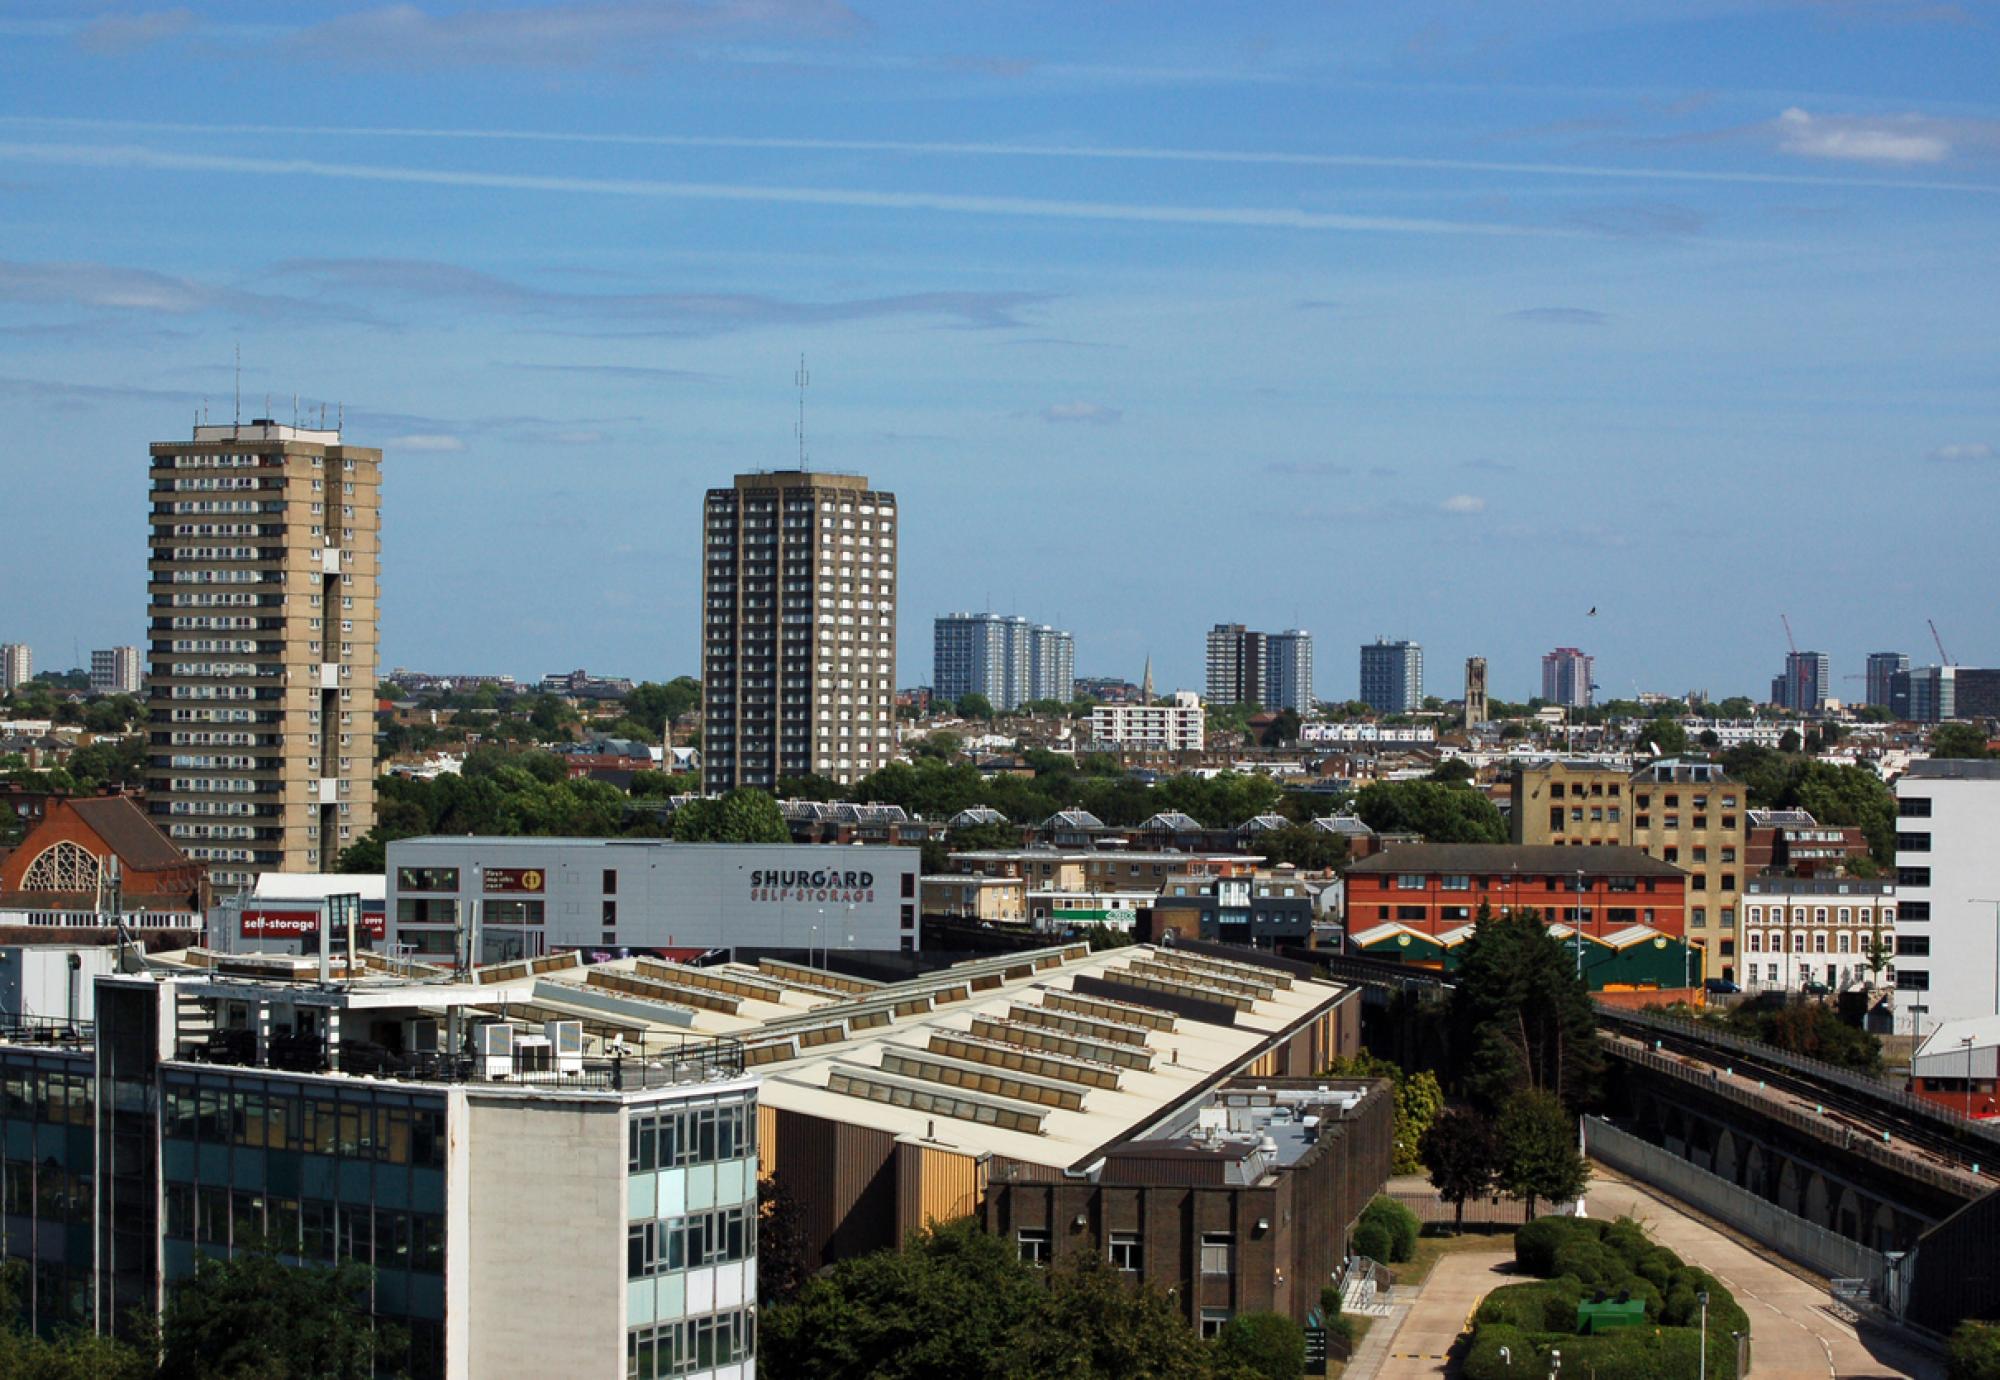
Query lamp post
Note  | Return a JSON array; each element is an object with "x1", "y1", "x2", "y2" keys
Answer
[
  {"x1": 1697, "y1": 1289, "x2": 1709, "y2": 1380},
  {"x1": 1965, "y1": 1035, "x2": 1978, "y2": 1120}
]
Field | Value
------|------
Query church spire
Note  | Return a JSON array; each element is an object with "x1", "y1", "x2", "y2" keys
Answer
[{"x1": 1141, "y1": 656, "x2": 1154, "y2": 706}]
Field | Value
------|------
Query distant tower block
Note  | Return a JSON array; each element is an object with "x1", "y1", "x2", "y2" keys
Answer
[{"x1": 1464, "y1": 657, "x2": 1489, "y2": 728}]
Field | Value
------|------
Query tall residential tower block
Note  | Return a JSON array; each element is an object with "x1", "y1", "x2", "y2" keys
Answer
[
  {"x1": 702, "y1": 470, "x2": 897, "y2": 791},
  {"x1": 145, "y1": 421, "x2": 381, "y2": 889}
]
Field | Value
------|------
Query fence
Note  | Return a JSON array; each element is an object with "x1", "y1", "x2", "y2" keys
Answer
[
  {"x1": 1583, "y1": 1116, "x2": 1894, "y2": 1304},
  {"x1": 1390, "y1": 1190, "x2": 1528, "y2": 1227}
]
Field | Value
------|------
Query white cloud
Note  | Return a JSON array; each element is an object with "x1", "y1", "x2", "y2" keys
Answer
[
  {"x1": 388, "y1": 433, "x2": 466, "y2": 453},
  {"x1": 1040, "y1": 401, "x2": 1121, "y2": 426},
  {"x1": 1774, "y1": 107, "x2": 1951, "y2": 165},
  {"x1": 1441, "y1": 494, "x2": 1486, "y2": 514},
  {"x1": 1930, "y1": 442, "x2": 1994, "y2": 462}
]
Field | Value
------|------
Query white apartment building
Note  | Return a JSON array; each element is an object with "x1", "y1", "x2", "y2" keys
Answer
[
  {"x1": 1739, "y1": 877, "x2": 1895, "y2": 994},
  {"x1": 1892, "y1": 759, "x2": 2000, "y2": 1036},
  {"x1": 0, "y1": 644, "x2": 30, "y2": 693},
  {"x1": 1298, "y1": 723, "x2": 1438, "y2": 745},
  {"x1": 90, "y1": 645, "x2": 142, "y2": 695},
  {"x1": 1089, "y1": 691, "x2": 1205, "y2": 751}
]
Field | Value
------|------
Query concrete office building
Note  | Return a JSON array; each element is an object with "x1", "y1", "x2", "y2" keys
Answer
[
  {"x1": 1867, "y1": 653, "x2": 1909, "y2": 711},
  {"x1": 1540, "y1": 647, "x2": 1595, "y2": 709},
  {"x1": 1089, "y1": 691, "x2": 1205, "y2": 752},
  {"x1": 0, "y1": 967, "x2": 756, "y2": 1379},
  {"x1": 1892, "y1": 759, "x2": 2000, "y2": 1034},
  {"x1": 1771, "y1": 650, "x2": 1830, "y2": 713},
  {"x1": 932, "y1": 613, "x2": 1073, "y2": 712},
  {"x1": 89, "y1": 646, "x2": 142, "y2": 696},
  {"x1": 385, "y1": 837, "x2": 923, "y2": 964},
  {"x1": 1464, "y1": 656, "x2": 1489, "y2": 727},
  {"x1": 1205, "y1": 626, "x2": 1311, "y2": 712},
  {"x1": 1358, "y1": 638, "x2": 1422, "y2": 714},
  {"x1": 702, "y1": 471, "x2": 897, "y2": 791},
  {"x1": 1895, "y1": 666, "x2": 2000, "y2": 724},
  {"x1": 145, "y1": 420, "x2": 381, "y2": 891},
  {"x1": 0, "y1": 644, "x2": 30, "y2": 692}
]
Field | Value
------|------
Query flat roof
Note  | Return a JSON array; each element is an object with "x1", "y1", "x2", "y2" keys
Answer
[
  {"x1": 1347, "y1": 844, "x2": 1683, "y2": 877},
  {"x1": 1905, "y1": 759, "x2": 2000, "y2": 781}
]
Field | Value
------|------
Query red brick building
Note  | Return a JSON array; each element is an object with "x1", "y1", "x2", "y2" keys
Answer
[
  {"x1": 0, "y1": 795, "x2": 206, "y2": 933},
  {"x1": 1344, "y1": 843, "x2": 1688, "y2": 938}
]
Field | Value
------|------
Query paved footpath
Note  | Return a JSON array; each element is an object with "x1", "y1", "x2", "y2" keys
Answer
[{"x1": 1347, "y1": 1170, "x2": 1941, "y2": 1380}]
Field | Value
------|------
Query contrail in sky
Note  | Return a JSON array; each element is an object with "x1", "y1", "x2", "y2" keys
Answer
[{"x1": 3, "y1": 115, "x2": 1996, "y2": 196}]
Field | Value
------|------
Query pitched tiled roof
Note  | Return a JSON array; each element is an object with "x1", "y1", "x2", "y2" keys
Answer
[{"x1": 69, "y1": 796, "x2": 190, "y2": 872}]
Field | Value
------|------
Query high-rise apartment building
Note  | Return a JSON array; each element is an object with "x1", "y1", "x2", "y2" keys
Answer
[
  {"x1": 1358, "y1": 637, "x2": 1422, "y2": 714},
  {"x1": 90, "y1": 645, "x2": 142, "y2": 696},
  {"x1": 1266, "y1": 629, "x2": 1313, "y2": 713},
  {"x1": 1028, "y1": 623, "x2": 1075, "y2": 704},
  {"x1": 1866, "y1": 652, "x2": 1908, "y2": 710},
  {"x1": 1540, "y1": 646, "x2": 1595, "y2": 709},
  {"x1": 702, "y1": 470, "x2": 897, "y2": 791},
  {"x1": 932, "y1": 613, "x2": 1073, "y2": 712},
  {"x1": 146, "y1": 421, "x2": 381, "y2": 891},
  {"x1": 1892, "y1": 759, "x2": 2000, "y2": 1034},
  {"x1": 1204, "y1": 625, "x2": 1311, "y2": 711},
  {"x1": 1464, "y1": 656, "x2": 1489, "y2": 727},
  {"x1": 0, "y1": 643, "x2": 31, "y2": 692},
  {"x1": 1770, "y1": 651, "x2": 1829, "y2": 712}
]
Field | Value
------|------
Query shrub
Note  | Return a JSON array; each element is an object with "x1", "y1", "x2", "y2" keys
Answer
[
  {"x1": 1550, "y1": 1238, "x2": 1624, "y2": 1291},
  {"x1": 1214, "y1": 1312, "x2": 1306, "y2": 1380},
  {"x1": 1475, "y1": 1280, "x2": 1581, "y2": 1333},
  {"x1": 1351, "y1": 1220, "x2": 1392, "y2": 1262},
  {"x1": 1949, "y1": 1320, "x2": 2000, "y2": 1380},
  {"x1": 1514, "y1": 1216, "x2": 1600, "y2": 1276},
  {"x1": 1360, "y1": 1197, "x2": 1421, "y2": 1263},
  {"x1": 1460, "y1": 1323, "x2": 1531, "y2": 1380},
  {"x1": 1320, "y1": 1284, "x2": 1342, "y2": 1319}
]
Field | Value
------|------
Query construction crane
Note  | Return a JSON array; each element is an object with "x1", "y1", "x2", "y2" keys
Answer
[{"x1": 1928, "y1": 618, "x2": 1954, "y2": 667}]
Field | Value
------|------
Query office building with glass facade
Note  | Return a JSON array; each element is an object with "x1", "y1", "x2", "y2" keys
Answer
[{"x1": 1, "y1": 968, "x2": 756, "y2": 1380}]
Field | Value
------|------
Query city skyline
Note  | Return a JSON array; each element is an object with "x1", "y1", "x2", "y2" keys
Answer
[{"x1": 0, "y1": 3, "x2": 1994, "y2": 700}]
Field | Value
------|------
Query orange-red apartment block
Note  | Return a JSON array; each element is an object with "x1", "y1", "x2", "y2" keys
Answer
[{"x1": 1344, "y1": 844, "x2": 1689, "y2": 938}]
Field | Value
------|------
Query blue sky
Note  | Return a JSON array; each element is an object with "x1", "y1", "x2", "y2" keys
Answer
[{"x1": 1, "y1": 0, "x2": 1995, "y2": 702}]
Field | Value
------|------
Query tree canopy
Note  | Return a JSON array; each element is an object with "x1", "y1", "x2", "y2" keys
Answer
[
  {"x1": 1354, "y1": 780, "x2": 1506, "y2": 844},
  {"x1": 1929, "y1": 723, "x2": 1993, "y2": 760},
  {"x1": 761, "y1": 1217, "x2": 1253, "y2": 1380},
  {"x1": 1449, "y1": 907, "x2": 1603, "y2": 1112},
  {"x1": 156, "y1": 1249, "x2": 399, "y2": 1380},
  {"x1": 670, "y1": 788, "x2": 789, "y2": 843}
]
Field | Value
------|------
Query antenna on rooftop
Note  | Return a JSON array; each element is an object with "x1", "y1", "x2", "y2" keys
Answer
[{"x1": 795, "y1": 353, "x2": 810, "y2": 471}]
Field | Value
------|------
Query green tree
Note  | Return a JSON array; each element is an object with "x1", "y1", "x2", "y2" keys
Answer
[
  {"x1": 1322, "y1": 1053, "x2": 1439, "y2": 1174},
  {"x1": 1353, "y1": 780, "x2": 1506, "y2": 844},
  {"x1": 624, "y1": 678, "x2": 702, "y2": 736},
  {"x1": 1450, "y1": 908, "x2": 1603, "y2": 1112},
  {"x1": 1949, "y1": 1320, "x2": 2000, "y2": 1380},
  {"x1": 1645, "y1": 714, "x2": 1689, "y2": 756},
  {"x1": 1213, "y1": 1312, "x2": 1305, "y2": 1380},
  {"x1": 1930, "y1": 723, "x2": 1993, "y2": 760},
  {"x1": 672, "y1": 789, "x2": 789, "y2": 843},
  {"x1": 1778, "y1": 727, "x2": 1803, "y2": 754},
  {"x1": 1254, "y1": 824, "x2": 1347, "y2": 872},
  {"x1": 1496, "y1": 1090, "x2": 1589, "y2": 1220},
  {"x1": 1427, "y1": 757, "x2": 1475, "y2": 783},
  {"x1": 757, "y1": 1174, "x2": 811, "y2": 1307},
  {"x1": 1716, "y1": 696, "x2": 1755, "y2": 719},
  {"x1": 157, "y1": 1248, "x2": 400, "y2": 1380},
  {"x1": 760, "y1": 1218, "x2": 1048, "y2": 1380},
  {"x1": 1018, "y1": 1249, "x2": 1231, "y2": 1380},
  {"x1": 1259, "y1": 709, "x2": 1302, "y2": 748},
  {"x1": 912, "y1": 731, "x2": 963, "y2": 762},
  {"x1": 955, "y1": 692, "x2": 995, "y2": 721},
  {"x1": 0, "y1": 1261, "x2": 148, "y2": 1379},
  {"x1": 0, "y1": 802, "x2": 22, "y2": 848},
  {"x1": 1421, "y1": 1105, "x2": 1500, "y2": 1233}
]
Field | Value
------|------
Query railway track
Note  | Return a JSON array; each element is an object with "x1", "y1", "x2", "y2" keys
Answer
[{"x1": 1599, "y1": 1008, "x2": 2000, "y2": 1185}]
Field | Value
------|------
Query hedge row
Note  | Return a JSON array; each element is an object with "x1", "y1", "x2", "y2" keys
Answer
[
  {"x1": 1464, "y1": 1322, "x2": 1708, "y2": 1380},
  {"x1": 1475, "y1": 1216, "x2": 1748, "y2": 1380}
]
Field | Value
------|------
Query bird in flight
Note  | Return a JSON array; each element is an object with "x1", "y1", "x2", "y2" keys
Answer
[{"x1": 1587, "y1": 607, "x2": 1598, "y2": 616}]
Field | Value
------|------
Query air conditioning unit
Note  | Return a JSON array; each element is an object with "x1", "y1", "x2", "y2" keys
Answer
[
  {"x1": 475, "y1": 1021, "x2": 515, "y2": 1078},
  {"x1": 546, "y1": 1020, "x2": 583, "y2": 1074},
  {"x1": 408, "y1": 1019, "x2": 440, "y2": 1055}
]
